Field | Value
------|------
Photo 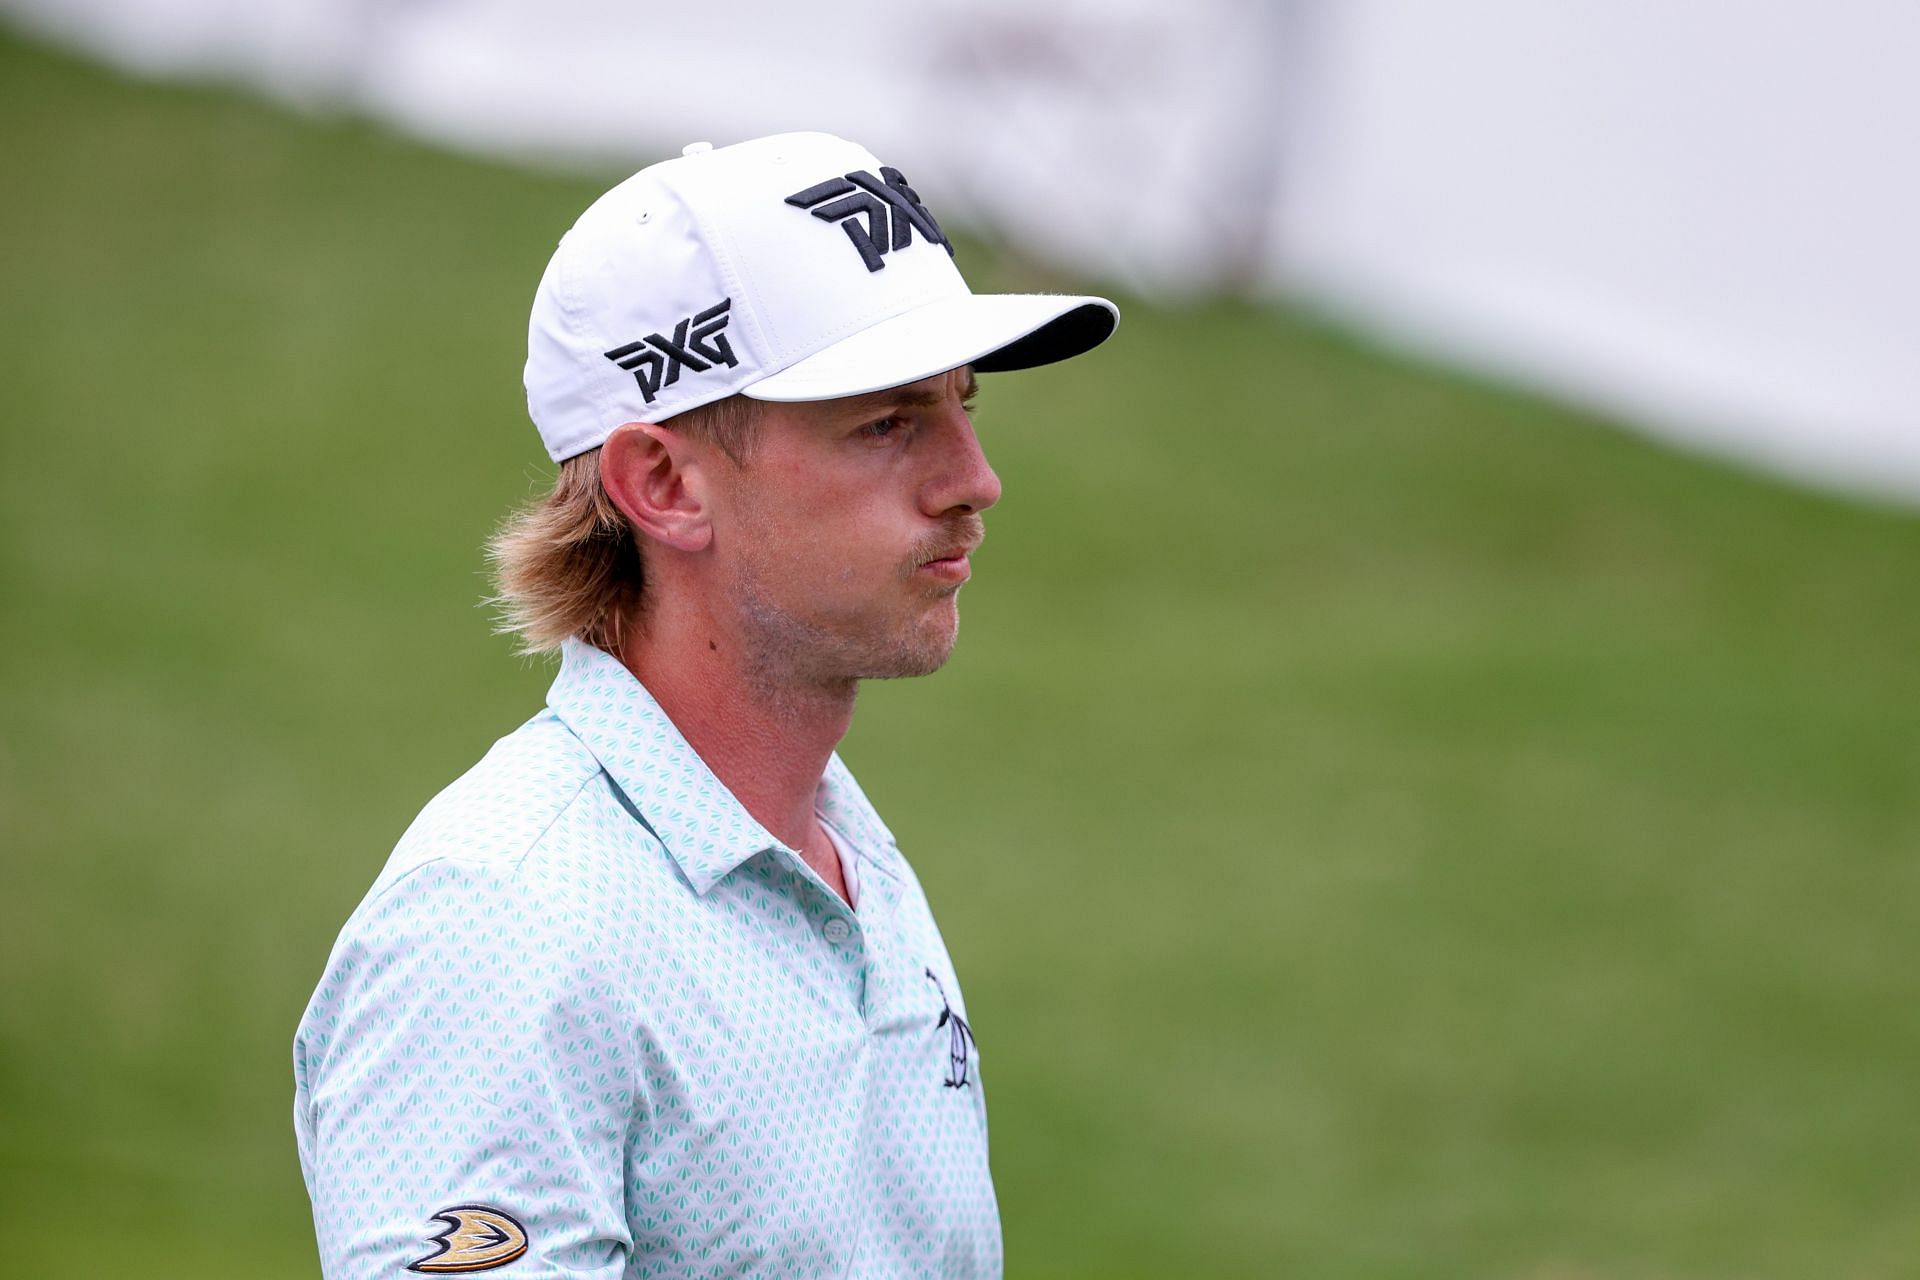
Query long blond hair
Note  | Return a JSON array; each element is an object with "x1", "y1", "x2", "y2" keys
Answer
[{"x1": 486, "y1": 396, "x2": 759, "y2": 654}]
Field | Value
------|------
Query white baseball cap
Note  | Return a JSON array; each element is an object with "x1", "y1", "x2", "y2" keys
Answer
[{"x1": 524, "y1": 132, "x2": 1119, "y2": 462}]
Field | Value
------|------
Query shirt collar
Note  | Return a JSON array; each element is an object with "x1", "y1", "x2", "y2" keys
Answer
[
  {"x1": 817, "y1": 750, "x2": 901, "y2": 876},
  {"x1": 547, "y1": 638, "x2": 901, "y2": 895}
]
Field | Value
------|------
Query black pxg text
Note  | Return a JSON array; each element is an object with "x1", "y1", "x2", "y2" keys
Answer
[
  {"x1": 786, "y1": 167, "x2": 953, "y2": 273},
  {"x1": 603, "y1": 297, "x2": 738, "y2": 404}
]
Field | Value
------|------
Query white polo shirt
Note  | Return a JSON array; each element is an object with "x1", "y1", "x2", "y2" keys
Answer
[{"x1": 293, "y1": 639, "x2": 998, "y2": 1278}]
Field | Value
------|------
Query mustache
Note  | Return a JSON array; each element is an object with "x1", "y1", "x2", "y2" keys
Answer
[{"x1": 908, "y1": 515, "x2": 986, "y2": 567}]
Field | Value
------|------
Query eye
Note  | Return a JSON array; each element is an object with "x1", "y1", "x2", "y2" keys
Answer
[{"x1": 858, "y1": 416, "x2": 905, "y2": 442}]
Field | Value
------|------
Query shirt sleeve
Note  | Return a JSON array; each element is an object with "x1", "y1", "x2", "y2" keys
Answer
[{"x1": 294, "y1": 856, "x2": 639, "y2": 1279}]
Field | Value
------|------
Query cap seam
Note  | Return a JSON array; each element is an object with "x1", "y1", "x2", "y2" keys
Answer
[
  {"x1": 653, "y1": 161, "x2": 776, "y2": 416},
  {"x1": 558, "y1": 218, "x2": 627, "y2": 453}
]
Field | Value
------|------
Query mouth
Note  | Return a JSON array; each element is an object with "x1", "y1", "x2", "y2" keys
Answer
[{"x1": 915, "y1": 541, "x2": 979, "y2": 583}]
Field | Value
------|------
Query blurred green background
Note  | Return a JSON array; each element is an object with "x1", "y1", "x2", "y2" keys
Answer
[{"x1": 4, "y1": 28, "x2": 1919, "y2": 1279}]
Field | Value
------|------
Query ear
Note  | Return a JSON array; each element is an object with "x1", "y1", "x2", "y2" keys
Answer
[{"x1": 599, "y1": 422, "x2": 714, "y2": 553}]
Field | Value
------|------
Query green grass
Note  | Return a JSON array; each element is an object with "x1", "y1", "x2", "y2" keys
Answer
[{"x1": 4, "y1": 28, "x2": 1919, "y2": 1279}]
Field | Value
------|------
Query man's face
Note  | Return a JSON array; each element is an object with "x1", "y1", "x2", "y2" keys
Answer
[{"x1": 708, "y1": 365, "x2": 1000, "y2": 686}]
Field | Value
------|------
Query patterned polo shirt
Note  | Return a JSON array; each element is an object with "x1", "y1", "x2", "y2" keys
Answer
[{"x1": 293, "y1": 638, "x2": 999, "y2": 1278}]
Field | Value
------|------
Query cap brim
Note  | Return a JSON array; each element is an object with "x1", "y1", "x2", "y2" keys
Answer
[{"x1": 741, "y1": 292, "x2": 1118, "y2": 403}]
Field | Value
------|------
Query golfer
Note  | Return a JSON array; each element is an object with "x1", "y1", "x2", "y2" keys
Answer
[{"x1": 292, "y1": 132, "x2": 1117, "y2": 1278}]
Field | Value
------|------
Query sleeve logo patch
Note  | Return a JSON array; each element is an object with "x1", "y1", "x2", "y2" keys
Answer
[{"x1": 407, "y1": 1205, "x2": 529, "y2": 1274}]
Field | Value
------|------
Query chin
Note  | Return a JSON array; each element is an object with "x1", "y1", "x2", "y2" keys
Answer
[
  {"x1": 856, "y1": 608, "x2": 961, "y2": 680},
  {"x1": 858, "y1": 635, "x2": 957, "y2": 680},
  {"x1": 866, "y1": 648, "x2": 954, "y2": 680}
]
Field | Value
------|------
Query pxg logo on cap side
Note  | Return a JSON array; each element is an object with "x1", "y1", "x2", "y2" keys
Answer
[
  {"x1": 786, "y1": 167, "x2": 953, "y2": 273},
  {"x1": 603, "y1": 297, "x2": 738, "y2": 404}
]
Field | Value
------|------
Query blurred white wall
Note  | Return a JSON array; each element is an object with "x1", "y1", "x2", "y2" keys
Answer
[
  {"x1": 1274, "y1": 1, "x2": 1920, "y2": 501},
  {"x1": 8, "y1": 0, "x2": 1916, "y2": 500}
]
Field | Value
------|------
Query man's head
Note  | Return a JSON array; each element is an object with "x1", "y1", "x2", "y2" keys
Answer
[
  {"x1": 492, "y1": 364, "x2": 993, "y2": 683},
  {"x1": 491, "y1": 132, "x2": 1116, "y2": 668},
  {"x1": 607, "y1": 363, "x2": 995, "y2": 685}
]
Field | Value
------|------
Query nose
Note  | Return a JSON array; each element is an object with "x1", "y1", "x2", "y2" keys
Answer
[{"x1": 921, "y1": 405, "x2": 1002, "y2": 518}]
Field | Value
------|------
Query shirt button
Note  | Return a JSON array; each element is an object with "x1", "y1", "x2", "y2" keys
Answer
[{"x1": 822, "y1": 918, "x2": 853, "y2": 945}]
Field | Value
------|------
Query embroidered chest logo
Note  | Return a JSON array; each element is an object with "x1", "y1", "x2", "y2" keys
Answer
[
  {"x1": 925, "y1": 968, "x2": 975, "y2": 1089},
  {"x1": 785, "y1": 167, "x2": 953, "y2": 273},
  {"x1": 603, "y1": 297, "x2": 738, "y2": 404},
  {"x1": 408, "y1": 1204, "x2": 528, "y2": 1274}
]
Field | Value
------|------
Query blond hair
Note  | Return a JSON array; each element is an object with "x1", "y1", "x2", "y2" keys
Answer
[{"x1": 487, "y1": 396, "x2": 760, "y2": 654}]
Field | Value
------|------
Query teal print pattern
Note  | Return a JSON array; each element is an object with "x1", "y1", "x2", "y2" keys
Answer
[{"x1": 294, "y1": 639, "x2": 998, "y2": 1278}]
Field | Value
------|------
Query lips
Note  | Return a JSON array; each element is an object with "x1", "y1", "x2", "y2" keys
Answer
[
  {"x1": 912, "y1": 518, "x2": 985, "y2": 579},
  {"x1": 919, "y1": 543, "x2": 978, "y2": 567},
  {"x1": 915, "y1": 541, "x2": 978, "y2": 583}
]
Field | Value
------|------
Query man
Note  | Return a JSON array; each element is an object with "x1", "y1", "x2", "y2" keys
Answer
[{"x1": 293, "y1": 132, "x2": 1116, "y2": 1278}]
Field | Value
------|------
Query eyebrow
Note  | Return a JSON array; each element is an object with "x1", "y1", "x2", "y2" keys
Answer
[{"x1": 843, "y1": 370, "x2": 979, "y2": 417}]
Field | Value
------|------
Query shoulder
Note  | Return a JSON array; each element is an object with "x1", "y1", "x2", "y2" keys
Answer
[
  {"x1": 312, "y1": 706, "x2": 684, "y2": 994},
  {"x1": 368, "y1": 708, "x2": 601, "y2": 897},
  {"x1": 302, "y1": 708, "x2": 671, "y2": 1022},
  {"x1": 296, "y1": 711, "x2": 659, "y2": 1075}
]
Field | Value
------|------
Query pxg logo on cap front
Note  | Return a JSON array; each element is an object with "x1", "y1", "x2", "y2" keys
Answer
[
  {"x1": 786, "y1": 167, "x2": 952, "y2": 273},
  {"x1": 603, "y1": 297, "x2": 738, "y2": 404}
]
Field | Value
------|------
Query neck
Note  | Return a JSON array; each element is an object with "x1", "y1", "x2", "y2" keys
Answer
[{"x1": 615, "y1": 601, "x2": 855, "y2": 853}]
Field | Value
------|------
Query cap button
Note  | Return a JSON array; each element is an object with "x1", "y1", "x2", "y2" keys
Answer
[{"x1": 681, "y1": 141, "x2": 713, "y2": 157}]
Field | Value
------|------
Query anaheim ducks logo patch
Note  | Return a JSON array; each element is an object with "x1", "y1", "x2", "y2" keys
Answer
[{"x1": 408, "y1": 1205, "x2": 528, "y2": 1273}]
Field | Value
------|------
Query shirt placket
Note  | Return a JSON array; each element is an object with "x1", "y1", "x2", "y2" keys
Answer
[
  {"x1": 774, "y1": 844, "x2": 909, "y2": 1028},
  {"x1": 766, "y1": 845, "x2": 872, "y2": 1017}
]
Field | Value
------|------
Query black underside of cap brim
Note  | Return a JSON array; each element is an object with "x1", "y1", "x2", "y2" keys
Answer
[{"x1": 972, "y1": 302, "x2": 1118, "y2": 374}]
